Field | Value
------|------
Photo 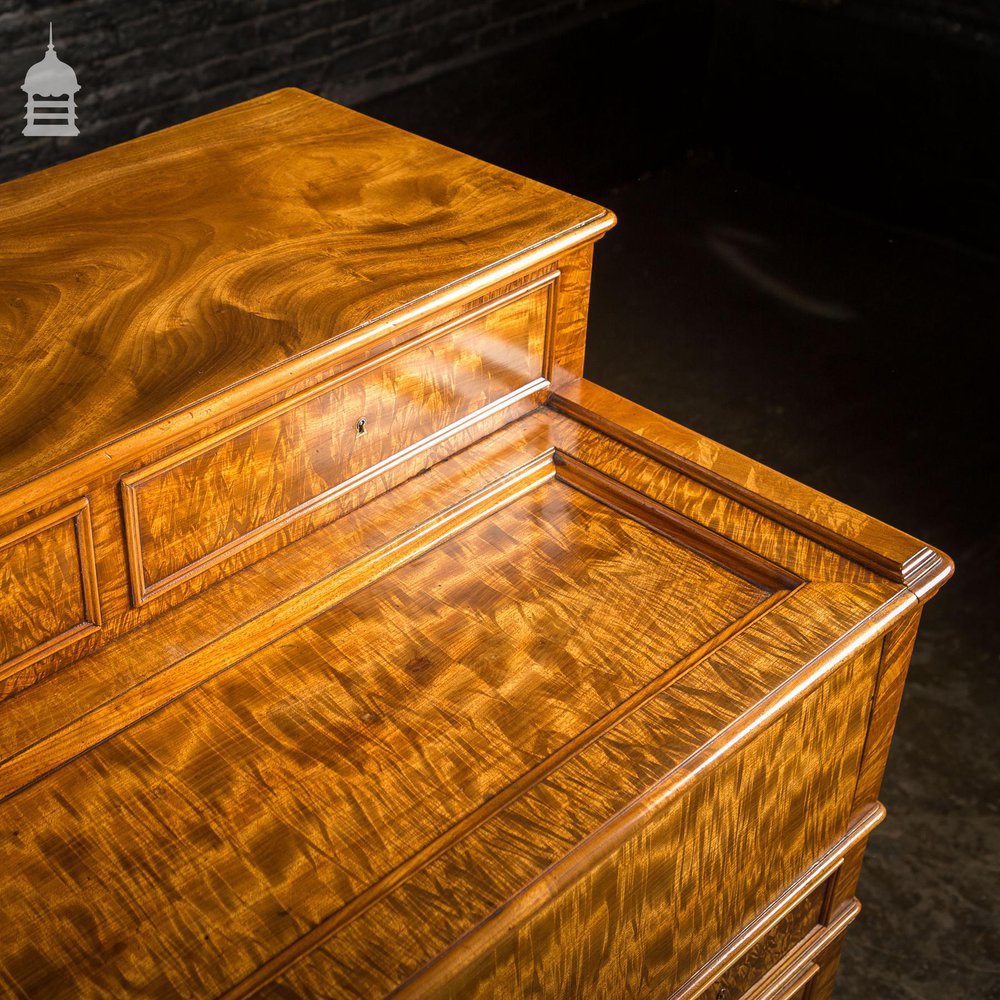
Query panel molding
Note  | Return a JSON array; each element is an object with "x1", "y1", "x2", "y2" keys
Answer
[
  {"x1": 0, "y1": 497, "x2": 101, "y2": 681},
  {"x1": 554, "y1": 451, "x2": 804, "y2": 593}
]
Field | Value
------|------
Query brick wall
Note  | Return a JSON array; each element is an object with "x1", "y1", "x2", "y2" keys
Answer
[
  {"x1": 708, "y1": 0, "x2": 1000, "y2": 249},
  {"x1": 777, "y1": 0, "x2": 1000, "y2": 51},
  {"x1": 0, "y1": 0, "x2": 641, "y2": 183}
]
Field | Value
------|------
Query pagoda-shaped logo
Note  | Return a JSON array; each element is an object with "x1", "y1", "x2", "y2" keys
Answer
[{"x1": 22, "y1": 24, "x2": 80, "y2": 137}]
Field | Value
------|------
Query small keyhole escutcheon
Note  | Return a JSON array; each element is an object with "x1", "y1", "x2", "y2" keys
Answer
[{"x1": 356, "y1": 417, "x2": 367, "y2": 436}]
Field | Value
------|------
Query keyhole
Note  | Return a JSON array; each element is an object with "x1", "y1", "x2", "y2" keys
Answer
[{"x1": 356, "y1": 417, "x2": 367, "y2": 436}]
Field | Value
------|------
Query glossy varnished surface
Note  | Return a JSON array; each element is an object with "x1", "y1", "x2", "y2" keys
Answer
[
  {"x1": 0, "y1": 499, "x2": 99, "y2": 670},
  {"x1": 0, "y1": 88, "x2": 606, "y2": 493},
  {"x1": 0, "y1": 266, "x2": 564, "y2": 691},
  {"x1": 0, "y1": 475, "x2": 771, "y2": 996},
  {"x1": 0, "y1": 84, "x2": 953, "y2": 996},
  {"x1": 121, "y1": 275, "x2": 551, "y2": 603},
  {"x1": 0, "y1": 392, "x2": 950, "y2": 998},
  {"x1": 385, "y1": 642, "x2": 877, "y2": 1000}
]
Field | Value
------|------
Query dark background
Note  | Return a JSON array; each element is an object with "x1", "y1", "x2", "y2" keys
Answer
[{"x1": 3, "y1": 2, "x2": 998, "y2": 997}]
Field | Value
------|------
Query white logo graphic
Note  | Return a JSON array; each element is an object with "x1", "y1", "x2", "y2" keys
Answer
[{"x1": 22, "y1": 24, "x2": 80, "y2": 137}]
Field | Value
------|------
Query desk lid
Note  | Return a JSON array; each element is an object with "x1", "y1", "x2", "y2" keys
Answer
[{"x1": 0, "y1": 88, "x2": 609, "y2": 495}]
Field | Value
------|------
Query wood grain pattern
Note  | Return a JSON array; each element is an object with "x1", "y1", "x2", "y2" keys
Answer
[
  {"x1": 0, "y1": 475, "x2": 774, "y2": 997},
  {"x1": 0, "y1": 402, "x2": 948, "y2": 995},
  {"x1": 0, "y1": 416, "x2": 558, "y2": 770},
  {"x1": 0, "y1": 92, "x2": 954, "y2": 1000},
  {"x1": 851, "y1": 610, "x2": 923, "y2": 809},
  {"x1": 0, "y1": 89, "x2": 610, "y2": 495},
  {"x1": 121, "y1": 273, "x2": 552, "y2": 603},
  {"x1": 0, "y1": 498, "x2": 100, "y2": 680},
  {"x1": 545, "y1": 242, "x2": 595, "y2": 387},
  {"x1": 380, "y1": 641, "x2": 879, "y2": 1000},
  {"x1": 551, "y1": 380, "x2": 953, "y2": 594},
  {"x1": 0, "y1": 260, "x2": 578, "y2": 690},
  {"x1": 545, "y1": 410, "x2": 901, "y2": 589},
  {"x1": 247, "y1": 580, "x2": 895, "y2": 999},
  {"x1": 695, "y1": 882, "x2": 827, "y2": 1000},
  {"x1": 676, "y1": 804, "x2": 882, "y2": 1000}
]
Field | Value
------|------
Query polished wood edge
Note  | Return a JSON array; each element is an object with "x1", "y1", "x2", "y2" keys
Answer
[
  {"x1": 544, "y1": 242, "x2": 595, "y2": 388},
  {"x1": 741, "y1": 899, "x2": 861, "y2": 1000},
  {"x1": 750, "y1": 960, "x2": 820, "y2": 1000},
  {"x1": 0, "y1": 452, "x2": 556, "y2": 803},
  {"x1": 225, "y1": 590, "x2": 789, "y2": 1000},
  {"x1": 0, "y1": 220, "x2": 610, "y2": 519},
  {"x1": 541, "y1": 262, "x2": 561, "y2": 382},
  {"x1": 119, "y1": 272, "x2": 559, "y2": 605},
  {"x1": 673, "y1": 802, "x2": 884, "y2": 1000},
  {"x1": 388, "y1": 600, "x2": 905, "y2": 999},
  {"x1": 900, "y1": 544, "x2": 955, "y2": 602},
  {"x1": 850, "y1": 610, "x2": 922, "y2": 810},
  {"x1": 553, "y1": 451, "x2": 803, "y2": 592},
  {"x1": 542, "y1": 409, "x2": 888, "y2": 588},
  {"x1": 548, "y1": 380, "x2": 954, "y2": 595},
  {"x1": 0, "y1": 497, "x2": 102, "y2": 684}
]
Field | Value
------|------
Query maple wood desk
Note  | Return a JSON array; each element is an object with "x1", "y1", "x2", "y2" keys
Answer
[{"x1": 0, "y1": 89, "x2": 951, "y2": 999}]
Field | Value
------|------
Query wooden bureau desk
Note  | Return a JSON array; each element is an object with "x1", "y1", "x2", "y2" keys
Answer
[{"x1": 0, "y1": 89, "x2": 951, "y2": 999}]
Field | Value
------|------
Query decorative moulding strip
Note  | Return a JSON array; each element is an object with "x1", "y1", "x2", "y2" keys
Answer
[
  {"x1": 741, "y1": 899, "x2": 862, "y2": 1000},
  {"x1": 550, "y1": 382, "x2": 953, "y2": 596},
  {"x1": 120, "y1": 272, "x2": 560, "y2": 607},
  {"x1": 673, "y1": 802, "x2": 883, "y2": 1000},
  {"x1": 0, "y1": 497, "x2": 101, "y2": 682},
  {"x1": 540, "y1": 261, "x2": 561, "y2": 383},
  {"x1": 552, "y1": 451, "x2": 804, "y2": 593}
]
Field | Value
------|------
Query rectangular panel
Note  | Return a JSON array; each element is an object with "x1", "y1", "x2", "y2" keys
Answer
[
  {"x1": 0, "y1": 499, "x2": 100, "y2": 679},
  {"x1": 121, "y1": 274, "x2": 554, "y2": 604}
]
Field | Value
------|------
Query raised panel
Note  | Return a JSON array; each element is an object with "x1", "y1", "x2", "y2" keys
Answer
[
  {"x1": 0, "y1": 499, "x2": 100, "y2": 679},
  {"x1": 121, "y1": 274, "x2": 554, "y2": 604}
]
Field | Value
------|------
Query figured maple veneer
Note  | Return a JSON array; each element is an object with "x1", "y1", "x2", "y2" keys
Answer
[
  {"x1": 0, "y1": 89, "x2": 953, "y2": 1000},
  {"x1": 0, "y1": 464, "x2": 785, "y2": 998},
  {"x1": 120, "y1": 273, "x2": 554, "y2": 604},
  {"x1": 0, "y1": 393, "x2": 952, "y2": 999},
  {"x1": 377, "y1": 641, "x2": 879, "y2": 1000},
  {"x1": 0, "y1": 499, "x2": 100, "y2": 681}
]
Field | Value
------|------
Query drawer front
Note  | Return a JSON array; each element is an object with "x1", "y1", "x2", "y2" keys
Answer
[
  {"x1": 121, "y1": 275, "x2": 553, "y2": 604},
  {"x1": 696, "y1": 881, "x2": 827, "y2": 1000},
  {"x1": 406, "y1": 639, "x2": 881, "y2": 1000},
  {"x1": 0, "y1": 499, "x2": 100, "y2": 680}
]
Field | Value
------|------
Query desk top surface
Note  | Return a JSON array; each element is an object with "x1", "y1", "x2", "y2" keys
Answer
[
  {"x1": 0, "y1": 399, "x2": 929, "y2": 997},
  {"x1": 0, "y1": 88, "x2": 606, "y2": 494}
]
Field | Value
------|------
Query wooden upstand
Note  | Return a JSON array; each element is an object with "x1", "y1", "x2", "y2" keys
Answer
[{"x1": 0, "y1": 90, "x2": 951, "y2": 999}]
